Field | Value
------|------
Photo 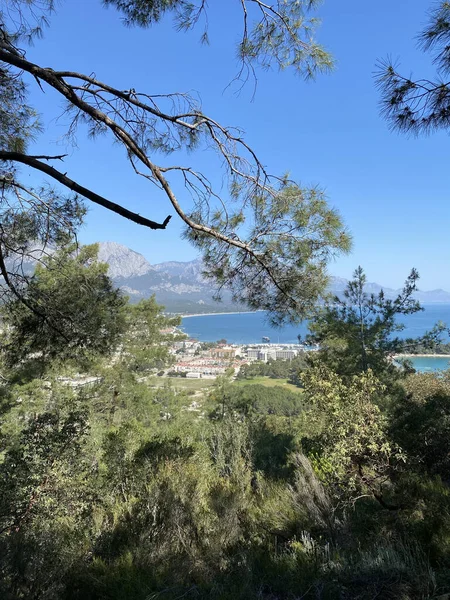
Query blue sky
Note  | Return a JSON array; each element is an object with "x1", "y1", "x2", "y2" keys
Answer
[{"x1": 21, "y1": 0, "x2": 450, "y2": 290}]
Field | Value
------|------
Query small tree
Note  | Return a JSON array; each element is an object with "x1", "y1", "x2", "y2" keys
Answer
[
  {"x1": 120, "y1": 296, "x2": 183, "y2": 373},
  {"x1": 306, "y1": 266, "x2": 424, "y2": 378},
  {"x1": 1, "y1": 243, "x2": 127, "y2": 368},
  {"x1": 302, "y1": 364, "x2": 403, "y2": 505}
]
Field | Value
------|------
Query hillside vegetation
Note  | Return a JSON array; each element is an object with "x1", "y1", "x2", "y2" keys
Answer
[
  {"x1": 1, "y1": 253, "x2": 450, "y2": 599},
  {"x1": 1, "y1": 1, "x2": 450, "y2": 597}
]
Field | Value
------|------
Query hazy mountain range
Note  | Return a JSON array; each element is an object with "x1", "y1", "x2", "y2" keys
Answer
[
  {"x1": 6, "y1": 241, "x2": 450, "y2": 313},
  {"x1": 94, "y1": 242, "x2": 450, "y2": 313}
]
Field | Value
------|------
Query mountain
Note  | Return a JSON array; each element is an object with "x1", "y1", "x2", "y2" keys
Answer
[
  {"x1": 7, "y1": 241, "x2": 450, "y2": 312},
  {"x1": 94, "y1": 243, "x2": 237, "y2": 312},
  {"x1": 97, "y1": 241, "x2": 154, "y2": 279},
  {"x1": 93, "y1": 242, "x2": 450, "y2": 311},
  {"x1": 328, "y1": 277, "x2": 450, "y2": 304},
  {"x1": 5, "y1": 244, "x2": 53, "y2": 277}
]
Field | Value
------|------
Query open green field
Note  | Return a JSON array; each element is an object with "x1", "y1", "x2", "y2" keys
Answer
[
  {"x1": 150, "y1": 376, "x2": 302, "y2": 394},
  {"x1": 233, "y1": 376, "x2": 301, "y2": 393}
]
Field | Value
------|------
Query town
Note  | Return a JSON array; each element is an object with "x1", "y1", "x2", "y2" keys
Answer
[{"x1": 168, "y1": 336, "x2": 318, "y2": 379}]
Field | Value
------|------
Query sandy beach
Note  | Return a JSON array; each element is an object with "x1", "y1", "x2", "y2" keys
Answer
[{"x1": 180, "y1": 311, "x2": 257, "y2": 319}]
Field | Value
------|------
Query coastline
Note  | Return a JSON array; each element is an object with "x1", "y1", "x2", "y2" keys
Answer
[
  {"x1": 394, "y1": 353, "x2": 450, "y2": 358},
  {"x1": 181, "y1": 311, "x2": 258, "y2": 319}
]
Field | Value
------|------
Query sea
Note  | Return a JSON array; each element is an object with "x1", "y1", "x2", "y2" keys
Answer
[{"x1": 181, "y1": 304, "x2": 450, "y2": 373}]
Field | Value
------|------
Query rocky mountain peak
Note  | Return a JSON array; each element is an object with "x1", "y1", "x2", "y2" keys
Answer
[{"x1": 97, "y1": 241, "x2": 154, "y2": 279}]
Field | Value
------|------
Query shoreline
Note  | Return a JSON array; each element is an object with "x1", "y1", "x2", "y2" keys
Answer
[
  {"x1": 180, "y1": 310, "x2": 258, "y2": 319},
  {"x1": 394, "y1": 353, "x2": 450, "y2": 359}
]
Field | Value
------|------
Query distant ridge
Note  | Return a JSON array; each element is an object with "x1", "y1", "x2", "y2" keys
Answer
[
  {"x1": 6, "y1": 241, "x2": 450, "y2": 313},
  {"x1": 95, "y1": 242, "x2": 450, "y2": 311}
]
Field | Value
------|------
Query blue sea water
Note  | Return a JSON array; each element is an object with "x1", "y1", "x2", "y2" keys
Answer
[
  {"x1": 181, "y1": 305, "x2": 450, "y2": 372},
  {"x1": 400, "y1": 356, "x2": 450, "y2": 372}
]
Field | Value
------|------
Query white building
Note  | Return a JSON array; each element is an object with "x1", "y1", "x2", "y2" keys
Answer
[{"x1": 275, "y1": 350, "x2": 297, "y2": 360}]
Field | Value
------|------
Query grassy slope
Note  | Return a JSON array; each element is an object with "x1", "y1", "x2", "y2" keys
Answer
[
  {"x1": 150, "y1": 376, "x2": 302, "y2": 394},
  {"x1": 233, "y1": 376, "x2": 301, "y2": 393}
]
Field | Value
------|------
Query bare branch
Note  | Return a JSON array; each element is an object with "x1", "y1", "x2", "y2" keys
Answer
[
  {"x1": 0, "y1": 150, "x2": 172, "y2": 230},
  {"x1": 0, "y1": 22, "x2": 349, "y2": 323}
]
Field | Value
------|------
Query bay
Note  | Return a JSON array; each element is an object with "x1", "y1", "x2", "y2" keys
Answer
[
  {"x1": 181, "y1": 305, "x2": 450, "y2": 345},
  {"x1": 399, "y1": 356, "x2": 450, "y2": 372},
  {"x1": 181, "y1": 305, "x2": 450, "y2": 372}
]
